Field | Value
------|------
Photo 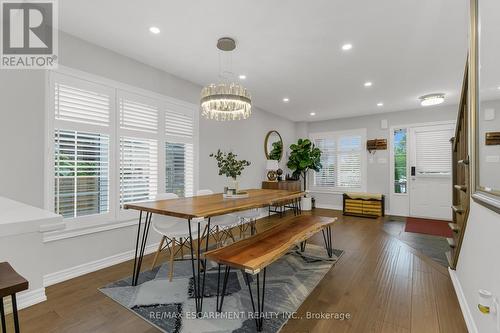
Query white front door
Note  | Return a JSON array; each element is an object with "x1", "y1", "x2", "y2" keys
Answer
[{"x1": 408, "y1": 124, "x2": 454, "y2": 220}]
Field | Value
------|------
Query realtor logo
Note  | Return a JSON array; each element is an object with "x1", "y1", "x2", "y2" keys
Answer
[{"x1": 1, "y1": 0, "x2": 58, "y2": 69}]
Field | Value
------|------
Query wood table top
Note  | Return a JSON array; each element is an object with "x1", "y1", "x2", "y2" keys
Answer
[
  {"x1": 123, "y1": 189, "x2": 304, "y2": 219},
  {"x1": 0, "y1": 262, "x2": 28, "y2": 297},
  {"x1": 203, "y1": 215, "x2": 337, "y2": 274}
]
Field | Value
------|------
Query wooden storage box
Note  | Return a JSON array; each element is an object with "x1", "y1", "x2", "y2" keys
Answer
[{"x1": 343, "y1": 193, "x2": 385, "y2": 218}]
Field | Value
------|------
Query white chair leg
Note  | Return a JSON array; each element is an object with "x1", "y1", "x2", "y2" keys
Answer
[
  {"x1": 168, "y1": 237, "x2": 176, "y2": 282},
  {"x1": 151, "y1": 236, "x2": 166, "y2": 269}
]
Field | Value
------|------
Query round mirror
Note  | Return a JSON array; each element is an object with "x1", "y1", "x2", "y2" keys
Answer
[{"x1": 264, "y1": 130, "x2": 283, "y2": 161}]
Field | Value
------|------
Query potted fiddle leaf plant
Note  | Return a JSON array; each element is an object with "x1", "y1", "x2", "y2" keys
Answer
[
  {"x1": 287, "y1": 138, "x2": 322, "y2": 210},
  {"x1": 210, "y1": 150, "x2": 251, "y2": 194}
]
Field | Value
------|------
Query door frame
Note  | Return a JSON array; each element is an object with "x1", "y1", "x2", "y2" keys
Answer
[{"x1": 389, "y1": 120, "x2": 456, "y2": 217}]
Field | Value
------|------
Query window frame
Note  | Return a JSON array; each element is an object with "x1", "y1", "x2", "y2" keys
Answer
[
  {"x1": 309, "y1": 129, "x2": 367, "y2": 193},
  {"x1": 392, "y1": 127, "x2": 409, "y2": 196},
  {"x1": 44, "y1": 66, "x2": 199, "y2": 239}
]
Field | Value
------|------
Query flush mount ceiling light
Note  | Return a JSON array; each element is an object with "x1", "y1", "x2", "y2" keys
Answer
[
  {"x1": 149, "y1": 26, "x2": 160, "y2": 34},
  {"x1": 342, "y1": 43, "x2": 353, "y2": 51},
  {"x1": 200, "y1": 37, "x2": 252, "y2": 121},
  {"x1": 364, "y1": 81, "x2": 373, "y2": 87},
  {"x1": 419, "y1": 93, "x2": 445, "y2": 106}
]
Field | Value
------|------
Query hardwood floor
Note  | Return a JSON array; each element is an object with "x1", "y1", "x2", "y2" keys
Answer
[{"x1": 4, "y1": 209, "x2": 467, "y2": 333}]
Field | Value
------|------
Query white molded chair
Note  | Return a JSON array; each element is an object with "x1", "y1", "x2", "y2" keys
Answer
[
  {"x1": 196, "y1": 189, "x2": 240, "y2": 247},
  {"x1": 151, "y1": 193, "x2": 204, "y2": 281}
]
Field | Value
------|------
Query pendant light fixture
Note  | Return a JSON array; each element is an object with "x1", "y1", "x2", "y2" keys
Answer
[{"x1": 200, "y1": 37, "x2": 252, "y2": 121}]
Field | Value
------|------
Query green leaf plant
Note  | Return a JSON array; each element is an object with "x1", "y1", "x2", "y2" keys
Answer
[
  {"x1": 286, "y1": 138, "x2": 322, "y2": 191},
  {"x1": 209, "y1": 149, "x2": 251, "y2": 180}
]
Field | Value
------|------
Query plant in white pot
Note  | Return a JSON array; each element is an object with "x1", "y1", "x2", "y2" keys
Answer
[
  {"x1": 209, "y1": 150, "x2": 251, "y2": 194},
  {"x1": 286, "y1": 138, "x2": 322, "y2": 210}
]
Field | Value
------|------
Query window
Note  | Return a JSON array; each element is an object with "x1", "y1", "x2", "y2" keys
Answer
[
  {"x1": 52, "y1": 75, "x2": 112, "y2": 219},
  {"x1": 119, "y1": 137, "x2": 158, "y2": 206},
  {"x1": 311, "y1": 129, "x2": 366, "y2": 191},
  {"x1": 118, "y1": 92, "x2": 159, "y2": 207},
  {"x1": 49, "y1": 70, "x2": 198, "y2": 223},
  {"x1": 54, "y1": 130, "x2": 109, "y2": 218},
  {"x1": 165, "y1": 110, "x2": 195, "y2": 197},
  {"x1": 393, "y1": 128, "x2": 407, "y2": 194},
  {"x1": 165, "y1": 142, "x2": 193, "y2": 197}
]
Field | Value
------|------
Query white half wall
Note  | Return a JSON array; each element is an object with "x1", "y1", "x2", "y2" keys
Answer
[{"x1": 454, "y1": 201, "x2": 500, "y2": 333}]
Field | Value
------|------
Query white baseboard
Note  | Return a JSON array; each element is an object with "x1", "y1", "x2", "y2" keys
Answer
[
  {"x1": 315, "y1": 204, "x2": 342, "y2": 211},
  {"x1": 43, "y1": 242, "x2": 160, "y2": 287},
  {"x1": 449, "y1": 268, "x2": 478, "y2": 333},
  {"x1": 2, "y1": 287, "x2": 46, "y2": 314}
]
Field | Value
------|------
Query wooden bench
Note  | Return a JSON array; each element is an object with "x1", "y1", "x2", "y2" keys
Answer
[
  {"x1": 204, "y1": 215, "x2": 337, "y2": 331},
  {"x1": 0, "y1": 262, "x2": 28, "y2": 333},
  {"x1": 343, "y1": 192, "x2": 385, "y2": 218}
]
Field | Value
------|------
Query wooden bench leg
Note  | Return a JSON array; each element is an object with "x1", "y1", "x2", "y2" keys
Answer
[
  {"x1": 300, "y1": 240, "x2": 307, "y2": 252},
  {"x1": 0, "y1": 296, "x2": 6, "y2": 333},
  {"x1": 12, "y1": 294, "x2": 20, "y2": 333},
  {"x1": 244, "y1": 268, "x2": 267, "y2": 332},
  {"x1": 216, "y1": 264, "x2": 231, "y2": 312},
  {"x1": 321, "y1": 225, "x2": 333, "y2": 258}
]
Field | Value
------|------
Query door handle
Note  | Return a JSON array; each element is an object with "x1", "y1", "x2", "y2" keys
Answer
[{"x1": 411, "y1": 166, "x2": 416, "y2": 177}]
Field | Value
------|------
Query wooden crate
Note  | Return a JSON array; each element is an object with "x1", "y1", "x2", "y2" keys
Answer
[{"x1": 343, "y1": 193, "x2": 385, "y2": 218}]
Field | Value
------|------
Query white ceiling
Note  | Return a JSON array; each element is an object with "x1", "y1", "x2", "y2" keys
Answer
[{"x1": 59, "y1": 0, "x2": 469, "y2": 121}]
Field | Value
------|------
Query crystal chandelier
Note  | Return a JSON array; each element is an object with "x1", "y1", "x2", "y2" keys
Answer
[{"x1": 200, "y1": 37, "x2": 252, "y2": 121}]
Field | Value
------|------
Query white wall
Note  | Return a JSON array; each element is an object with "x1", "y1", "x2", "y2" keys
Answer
[
  {"x1": 300, "y1": 105, "x2": 458, "y2": 211},
  {"x1": 0, "y1": 32, "x2": 295, "y2": 296},
  {"x1": 199, "y1": 112, "x2": 296, "y2": 191}
]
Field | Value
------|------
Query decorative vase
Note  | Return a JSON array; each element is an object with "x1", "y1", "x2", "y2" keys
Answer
[
  {"x1": 225, "y1": 177, "x2": 239, "y2": 195},
  {"x1": 301, "y1": 197, "x2": 312, "y2": 211}
]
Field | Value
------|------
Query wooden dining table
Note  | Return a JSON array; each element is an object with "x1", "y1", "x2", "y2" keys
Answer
[{"x1": 124, "y1": 188, "x2": 303, "y2": 315}]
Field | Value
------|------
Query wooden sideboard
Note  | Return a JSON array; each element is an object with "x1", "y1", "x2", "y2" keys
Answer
[{"x1": 262, "y1": 180, "x2": 301, "y2": 191}]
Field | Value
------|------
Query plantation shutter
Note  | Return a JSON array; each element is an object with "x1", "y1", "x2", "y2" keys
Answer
[
  {"x1": 314, "y1": 138, "x2": 336, "y2": 187},
  {"x1": 165, "y1": 109, "x2": 194, "y2": 197},
  {"x1": 312, "y1": 131, "x2": 364, "y2": 190},
  {"x1": 53, "y1": 74, "x2": 112, "y2": 219},
  {"x1": 337, "y1": 135, "x2": 362, "y2": 187},
  {"x1": 118, "y1": 92, "x2": 160, "y2": 206},
  {"x1": 119, "y1": 137, "x2": 158, "y2": 206},
  {"x1": 54, "y1": 130, "x2": 110, "y2": 218},
  {"x1": 415, "y1": 129, "x2": 453, "y2": 175},
  {"x1": 119, "y1": 98, "x2": 159, "y2": 134},
  {"x1": 165, "y1": 111, "x2": 193, "y2": 138},
  {"x1": 55, "y1": 82, "x2": 110, "y2": 127}
]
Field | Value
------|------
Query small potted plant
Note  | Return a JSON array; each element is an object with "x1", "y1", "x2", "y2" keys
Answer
[
  {"x1": 210, "y1": 150, "x2": 251, "y2": 194},
  {"x1": 286, "y1": 138, "x2": 322, "y2": 210}
]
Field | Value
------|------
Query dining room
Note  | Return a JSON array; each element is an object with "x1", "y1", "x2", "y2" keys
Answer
[{"x1": 3, "y1": 1, "x2": 498, "y2": 332}]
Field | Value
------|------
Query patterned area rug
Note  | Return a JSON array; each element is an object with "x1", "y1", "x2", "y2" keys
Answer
[{"x1": 100, "y1": 244, "x2": 343, "y2": 333}]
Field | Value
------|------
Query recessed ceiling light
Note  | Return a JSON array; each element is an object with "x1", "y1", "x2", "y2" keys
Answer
[
  {"x1": 419, "y1": 93, "x2": 445, "y2": 106},
  {"x1": 497, "y1": 86, "x2": 500, "y2": 90},
  {"x1": 238, "y1": 74, "x2": 247, "y2": 80},
  {"x1": 149, "y1": 26, "x2": 160, "y2": 34},
  {"x1": 377, "y1": 102, "x2": 384, "y2": 107},
  {"x1": 283, "y1": 98, "x2": 289, "y2": 103},
  {"x1": 310, "y1": 112, "x2": 316, "y2": 116},
  {"x1": 364, "y1": 81, "x2": 373, "y2": 87},
  {"x1": 342, "y1": 43, "x2": 353, "y2": 51}
]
